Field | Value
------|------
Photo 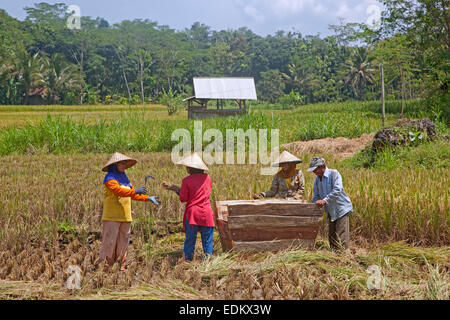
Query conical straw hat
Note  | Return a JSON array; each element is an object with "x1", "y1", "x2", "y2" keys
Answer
[
  {"x1": 271, "y1": 150, "x2": 302, "y2": 167},
  {"x1": 102, "y1": 152, "x2": 137, "y2": 172},
  {"x1": 175, "y1": 152, "x2": 209, "y2": 171}
]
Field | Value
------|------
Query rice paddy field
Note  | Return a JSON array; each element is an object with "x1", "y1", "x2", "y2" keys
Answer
[{"x1": 0, "y1": 100, "x2": 448, "y2": 300}]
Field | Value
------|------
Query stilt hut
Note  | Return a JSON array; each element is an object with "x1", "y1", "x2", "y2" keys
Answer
[{"x1": 183, "y1": 77, "x2": 257, "y2": 119}]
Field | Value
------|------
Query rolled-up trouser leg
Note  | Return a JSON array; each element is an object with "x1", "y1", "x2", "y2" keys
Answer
[
  {"x1": 115, "y1": 222, "x2": 131, "y2": 270},
  {"x1": 99, "y1": 221, "x2": 121, "y2": 266},
  {"x1": 328, "y1": 213, "x2": 350, "y2": 250}
]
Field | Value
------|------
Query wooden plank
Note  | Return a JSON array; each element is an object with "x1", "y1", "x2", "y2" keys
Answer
[
  {"x1": 228, "y1": 215, "x2": 322, "y2": 229},
  {"x1": 214, "y1": 202, "x2": 233, "y2": 251},
  {"x1": 230, "y1": 226, "x2": 318, "y2": 242},
  {"x1": 219, "y1": 199, "x2": 306, "y2": 206},
  {"x1": 215, "y1": 201, "x2": 229, "y2": 221},
  {"x1": 215, "y1": 219, "x2": 233, "y2": 251},
  {"x1": 224, "y1": 199, "x2": 323, "y2": 217},
  {"x1": 228, "y1": 202, "x2": 322, "y2": 217},
  {"x1": 217, "y1": 219, "x2": 233, "y2": 251},
  {"x1": 216, "y1": 219, "x2": 232, "y2": 240},
  {"x1": 233, "y1": 239, "x2": 316, "y2": 251}
]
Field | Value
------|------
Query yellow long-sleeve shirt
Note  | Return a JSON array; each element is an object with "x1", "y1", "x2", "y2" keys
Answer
[{"x1": 102, "y1": 180, "x2": 148, "y2": 222}]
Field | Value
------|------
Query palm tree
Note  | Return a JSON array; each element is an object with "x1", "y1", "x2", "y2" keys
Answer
[
  {"x1": 12, "y1": 50, "x2": 46, "y2": 104},
  {"x1": 0, "y1": 56, "x2": 20, "y2": 104},
  {"x1": 1, "y1": 50, "x2": 84, "y2": 104},
  {"x1": 281, "y1": 62, "x2": 320, "y2": 103},
  {"x1": 0, "y1": 57, "x2": 16, "y2": 84},
  {"x1": 343, "y1": 47, "x2": 376, "y2": 100},
  {"x1": 42, "y1": 53, "x2": 84, "y2": 104}
]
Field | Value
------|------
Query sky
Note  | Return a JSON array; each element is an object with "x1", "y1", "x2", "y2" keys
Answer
[{"x1": 0, "y1": 0, "x2": 383, "y2": 36}]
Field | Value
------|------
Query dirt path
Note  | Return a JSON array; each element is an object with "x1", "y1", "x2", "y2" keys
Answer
[{"x1": 283, "y1": 133, "x2": 375, "y2": 160}]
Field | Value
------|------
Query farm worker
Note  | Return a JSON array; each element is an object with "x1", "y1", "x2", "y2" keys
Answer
[
  {"x1": 99, "y1": 152, "x2": 160, "y2": 271},
  {"x1": 162, "y1": 152, "x2": 215, "y2": 262},
  {"x1": 253, "y1": 150, "x2": 305, "y2": 200},
  {"x1": 307, "y1": 157, "x2": 353, "y2": 250}
]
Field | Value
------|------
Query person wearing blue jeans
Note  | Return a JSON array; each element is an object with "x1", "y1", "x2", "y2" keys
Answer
[
  {"x1": 184, "y1": 221, "x2": 214, "y2": 261},
  {"x1": 163, "y1": 152, "x2": 215, "y2": 262}
]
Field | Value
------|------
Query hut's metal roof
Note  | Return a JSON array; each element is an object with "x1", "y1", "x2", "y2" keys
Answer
[{"x1": 193, "y1": 77, "x2": 257, "y2": 100}]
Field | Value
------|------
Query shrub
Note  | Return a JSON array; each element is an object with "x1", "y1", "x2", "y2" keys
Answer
[
  {"x1": 160, "y1": 88, "x2": 182, "y2": 116},
  {"x1": 278, "y1": 90, "x2": 305, "y2": 109}
]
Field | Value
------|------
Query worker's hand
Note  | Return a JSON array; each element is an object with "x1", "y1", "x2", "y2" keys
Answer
[
  {"x1": 163, "y1": 181, "x2": 180, "y2": 193},
  {"x1": 253, "y1": 193, "x2": 263, "y2": 199},
  {"x1": 315, "y1": 200, "x2": 326, "y2": 208},
  {"x1": 162, "y1": 181, "x2": 174, "y2": 190},
  {"x1": 148, "y1": 196, "x2": 161, "y2": 206},
  {"x1": 135, "y1": 186, "x2": 147, "y2": 195}
]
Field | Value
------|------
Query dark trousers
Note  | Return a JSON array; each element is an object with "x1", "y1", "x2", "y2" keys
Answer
[{"x1": 328, "y1": 213, "x2": 350, "y2": 250}]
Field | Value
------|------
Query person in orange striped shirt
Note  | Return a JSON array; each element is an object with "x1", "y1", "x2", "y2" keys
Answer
[{"x1": 99, "y1": 152, "x2": 160, "y2": 271}]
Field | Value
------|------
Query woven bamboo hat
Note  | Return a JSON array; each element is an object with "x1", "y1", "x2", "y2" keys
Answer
[
  {"x1": 175, "y1": 152, "x2": 209, "y2": 171},
  {"x1": 271, "y1": 150, "x2": 302, "y2": 167},
  {"x1": 102, "y1": 152, "x2": 137, "y2": 172}
]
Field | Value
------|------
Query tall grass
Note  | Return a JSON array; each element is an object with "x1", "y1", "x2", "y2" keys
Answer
[
  {"x1": 0, "y1": 112, "x2": 282, "y2": 155},
  {"x1": 0, "y1": 106, "x2": 385, "y2": 155},
  {"x1": 251, "y1": 98, "x2": 425, "y2": 113},
  {"x1": 1, "y1": 99, "x2": 435, "y2": 155},
  {"x1": 294, "y1": 111, "x2": 380, "y2": 140},
  {"x1": 254, "y1": 99, "x2": 437, "y2": 140}
]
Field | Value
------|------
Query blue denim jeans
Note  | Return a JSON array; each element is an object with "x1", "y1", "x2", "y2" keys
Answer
[{"x1": 184, "y1": 221, "x2": 214, "y2": 261}]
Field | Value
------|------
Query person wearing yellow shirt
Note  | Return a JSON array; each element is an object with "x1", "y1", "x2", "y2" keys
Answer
[{"x1": 99, "y1": 152, "x2": 160, "y2": 271}]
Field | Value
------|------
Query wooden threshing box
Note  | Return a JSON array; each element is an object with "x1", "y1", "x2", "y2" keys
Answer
[{"x1": 214, "y1": 199, "x2": 324, "y2": 252}]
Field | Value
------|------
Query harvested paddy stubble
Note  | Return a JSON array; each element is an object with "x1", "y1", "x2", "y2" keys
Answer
[{"x1": 0, "y1": 240, "x2": 448, "y2": 300}]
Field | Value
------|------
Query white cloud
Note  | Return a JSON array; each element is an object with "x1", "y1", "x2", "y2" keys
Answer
[
  {"x1": 336, "y1": 3, "x2": 351, "y2": 19},
  {"x1": 233, "y1": 0, "x2": 385, "y2": 35},
  {"x1": 237, "y1": 0, "x2": 348, "y2": 19},
  {"x1": 271, "y1": 0, "x2": 316, "y2": 16},
  {"x1": 243, "y1": 5, "x2": 265, "y2": 22},
  {"x1": 335, "y1": 0, "x2": 382, "y2": 23},
  {"x1": 313, "y1": 3, "x2": 325, "y2": 14}
]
